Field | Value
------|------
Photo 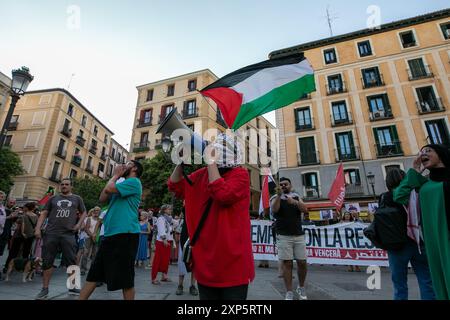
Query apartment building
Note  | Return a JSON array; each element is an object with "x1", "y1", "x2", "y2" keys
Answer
[
  {"x1": 270, "y1": 9, "x2": 450, "y2": 208},
  {"x1": 130, "y1": 69, "x2": 278, "y2": 211},
  {"x1": 0, "y1": 88, "x2": 115, "y2": 201},
  {"x1": 106, "y1": 138, "x2": 129, "y2": 178}
]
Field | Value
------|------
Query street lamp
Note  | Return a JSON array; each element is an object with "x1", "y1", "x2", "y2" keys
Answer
[
  {"x1": 161, "y1": 137, "x2": 173, "y2": 154},
  {"x1": 366, "y1": 172, "x2": 376, "y2": 200},
  {"x1": 0, "y1": 67, "x2": 34, "y2": 149}
]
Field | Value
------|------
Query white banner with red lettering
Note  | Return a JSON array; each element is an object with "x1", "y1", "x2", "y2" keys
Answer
[{"x1": 251, "y1": 220, "x2": 389, "y2": 266}]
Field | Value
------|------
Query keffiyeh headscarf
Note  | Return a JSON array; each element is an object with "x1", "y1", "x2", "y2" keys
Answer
[{"x1": 212, "y1": 133, "x2": 243, "y2": 168}]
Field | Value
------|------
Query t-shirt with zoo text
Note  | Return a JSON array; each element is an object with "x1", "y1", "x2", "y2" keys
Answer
[{"x1": 44, "y1": 194, "x2": 86, "y2": 235}]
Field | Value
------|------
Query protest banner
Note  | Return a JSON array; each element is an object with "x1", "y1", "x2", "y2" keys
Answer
[{"x1": 251, "y1": 220, "x2": 388, "y2": 266}]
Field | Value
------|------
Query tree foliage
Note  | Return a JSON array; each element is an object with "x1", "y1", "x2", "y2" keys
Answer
[
  {"x1": 72, "y1": 176, "x2": 107, "y2": 210},
  {"x1": 0, "y1": 147, "x2": 24, "y2": 194},
  {"x1": 140, "y1": 150, "x2": 203, "y2": 214}
]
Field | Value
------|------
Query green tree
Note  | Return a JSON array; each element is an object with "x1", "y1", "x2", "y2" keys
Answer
[
  {"x1": 0, "y1": 147, "x2": 24, "y2": 194},
  {"x1": 140, "y1": 150, "x2": 203, "y2": 213},
  {"x1": 72, "y1": 176, "x2": 107, "y2": 210}
]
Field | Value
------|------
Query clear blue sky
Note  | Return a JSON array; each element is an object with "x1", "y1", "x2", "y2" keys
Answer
[{"x1": 0, "y1": 0, "x2": 448, "y2": 147}]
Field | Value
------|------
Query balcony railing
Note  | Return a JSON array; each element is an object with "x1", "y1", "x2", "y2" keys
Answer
[
  {"x1": 133, "y1": 141, "x2": 150, "y2": 153},
  {"x1": 331, "y1": 113, "x2": 353, "y2": 127},
  {"x1": 182, "y1": 110, "x2": 198, "y2": 119},
  {"x1": 100, "y1": 154, "x2": 107, "y2": 161},
  {"x1": 61, "y1": 127, "x2": 72, "y2": 138},
  {"x1": 362, "y1": 74, "x2": 385, "y2": 89},
  {"x1": 71, "y1": 156, "x2": 82, "y2": 167},
  {"x1": 345, "y1": 184, "x2": 365, "y2": 196},
  {"x1": 407, "y1": 65, "x2": 434, "y2": 81},
  {"x1": 416, "y1": 98, "x2": 446, "y2": 114},
  {"x1": 55, "y1": 149, "x2": 67, "y2": 160},
  {"x1": 295, "y1": 118, "x2": 315, "y2": 132},
  {"x1": 369, "y1": 109, "x2": 394, "y2": 121},
  {"x1": 303, "y1": 187, "x2": 320, "y2": 200},
  {"x1": 297, "y1": 151, "x2": 320, "y2": 166},
  {"x1": 326, "y1": 82, "x2": 347, "y2": 95},
  {"x1": 137, "y1": 118, "x2": 152, "y2": 128},
  {"x1": 8, "y1": 122, "x2": 18, "y2": 131},
  {"x1": 76, "y1": 136, "x2": 86, "y2": 147},
  {"x1": 375, "y1": 142, "x2": 403, "y2": 158},
  {"x1": 335, "y1": 146, "x2": 360, "y2": 162},
  {"x1": 89, "y1": 145, "x2": 97, "y2": 155},
  {"x1": 85, "y1": 165, "x2": 94, "y2": 174},
  {"x1": 49, "y1": 173, "x2": 62, "y2": 183}
]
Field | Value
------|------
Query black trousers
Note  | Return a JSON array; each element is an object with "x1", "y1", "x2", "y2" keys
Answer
[
  {"x1": 197, "y1": 283, "x2": 248, "y2": 300},
  {"x1": 4, "y1": 237, "x2": 33, "y2": 269}
]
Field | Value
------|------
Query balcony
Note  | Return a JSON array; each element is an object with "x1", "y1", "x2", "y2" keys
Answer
[
  {"x1": 55, "y1": 149, "x2": 67, "y2": 160},
  {"x1": 182, "y1": 110, "x2": 198, "y2": 119},
  {"x1": 369, "y1": 109, "x2": 394, "y2": 121},
  {"x1": 375, "y1": 142, "x2": 403, "y2": 158},
  {"x1": 335, "y1": 146, "x2": 360, "y2": 162},
  {"x1": 407, "y1": 66, "x2": 434, "y2": 81},
  {"x1": 137, "y1": 118, "x2": 152, "y2": 128},
  {"x1": 8, "y1": 122, "x2": 18, "y2": 131},
  {"x1": 416, "y1": 98, "x2": 445, "y2": 114},
  {"x1": 326, "y1": 82, "x2": 347, "y2": 96},
  {"x1": 89, "y1": 145, "x2": 97, "y2": 155},
  {"x1": 133, "y1": 141, "x2": 150, "y2": 153},
  {"x1": 61, "y1": 127, "x2": 72, "y2": 138},
  {"x1": 297, "y1": 151, "x2": 320, "y2": 166},
  {"x1": 49, "y1": 173, "x2": 62, "y2": 183},
  {"x1": 295, "y1": 118, "x2": 315, "y2": 132},
  {"x1": 76, "y1": 136, "x2": 86, "y2": 147},
  {"x1": 100, "y1": 153, "x2": 107, "y2": 161},
  {"x1": 85, "y1": 164, "x2": 94, "y2": 174},
  {"x1": 331, "y1": 113, "x2": 353, "y2": 127},
  {"x1": 362, "y1": 74, "x2": 385, "y2": 89},
  {"x1": 303, "y1": 187, "x2": 320, "y2": 200},
  {"x1": 345, "y1": 184, "x2": 365, "y2": 197},
  {"x1": 71, "y1": 156, "x2": 82, "y2": 167}
]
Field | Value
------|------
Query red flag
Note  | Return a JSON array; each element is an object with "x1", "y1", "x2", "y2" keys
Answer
[
  {"x1": 37, "y1": 187, "x2": 55, "y2": 206},
  {"x1": 328, "y1": 164, "x2": 346, "y2": 211},
  {"x1": 259, "y1": 174, "x2": 275, "y2": 216}
]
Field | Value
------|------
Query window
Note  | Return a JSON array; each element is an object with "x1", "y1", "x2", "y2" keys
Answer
[
  {"x1": 98, "y1": 163, "x2": 105, "y2": 173},
  {"x1": 425, "y1": 119, "x2": 450, "y2": 146},
  {"x1": 331, "y1": 101, "x2": 350, "y2": 125},
  {"x1": 101, "y1": 146, "x2": 106, "y2": 157},
  {"x1": 324, "y1": 48, "x2": 337, "y2": 64},
  {"x1": 327, "y1": 74, "x2": 345, "y2": 94},
  {"x1": 146, "y1": 89, "x2": 154, "y2": 101},
  {"x1": 302, "y1": 173, "x2": 319, "y2": 198},
  {"x1": 368, "y1": 94, "x2": 392, "y2": 120},
  {"x1": 295, "y1": 107, "x2": 313, "y2": 131},
  {"x1": 81, "y1": 115, "x2": 87, "y2": 127},
  {"x1": 416, "y1": 86, "x2": 441, "y2": 113},
  {"x1": 140, "y1": 132, "x2": 149, "y2": 145},
  {"x1": 408, "y1": 58, "x2": 432, "y2": 80},
  {"x1": 298, "y1": 137, "x2": 318, "y2": 165},
  {"x1": 87, "y1": 156, "x2": 92, "y2": 166},
  {"x1": 440, "y1": 22, "x2": 450, "y2": 40},
  {"x1": 93, "y1": 125, "x2": 98, "y2": 137},
  {"x1": 335, "y1": 132, "x2": 357, "y2": 161},
  {"x1": 400, "y1": 30, "x2": 417, "y2": 48},
  {"x1": 362, "y1": 67, "x2": 383, "y2": 88},
  {"x1": 184, "y1": 100, "x2": 197, "y2": 117},
  {"x1": 344, "y1": 169, "x2": 361, "y2": 185},
  {"x1": 108, "y1": 164, "x2": 113, "y2": 176},
  {"x1": 104, "y1": 135, "x2": 108, "y2": 144},
  {"x1": 358, "y1": 40, "x2": 372, "y2": 57},
  {"x1": 188, "y1": 79, "x2": 197, "y2": 92},
  {"x1": 70, "y1": 169, "x2": 78, "y2": 179},
  {"x1": 142, "y1": 109, "x2": 152, "y2": 124},
  {"x1": 68, "y1": 104, "x2": 74, "y2": 117},
  {"x1": 4, "y1": 135, "x2": 12, "y2": 147},
  {"x1": 50, "y1": 162, "x2": 61, "y2": 180},
  {"x1": 91, "y1": 139, "x2": 97, "y2": 148},
  {"x1": 373, "y1": 126, "x2": 402, "y2": 157},
  {"x1": 57, "y1": 139, "x2": 66, "y2": 156},
  {"x1": 160, "y1": 104, "x2": 174, "y2": 122},
  {"x1": 385, "y1": 165, "x2": 401, "y2": 176},
  {"x1": 167, "y1": 84, "x2": 175, "y2": 96},
  {"x1": 78, "y1": 130, "x2": 84, "y2": 138},
  {"x1": 111, "y1": 148, "x2": 116, "y2": 159}
]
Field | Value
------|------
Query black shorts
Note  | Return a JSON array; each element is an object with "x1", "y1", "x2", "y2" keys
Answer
[
  {"x1": 42, "y1": 233, "x2": 77, "y2": 270},
  {"x1": 86, "y1": 233, "x2": 139, "y2": 291}
]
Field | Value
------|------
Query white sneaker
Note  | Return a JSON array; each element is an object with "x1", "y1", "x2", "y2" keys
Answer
[
  {"x1": 296, "y1": 286, "x2": 308, "y2": 300},
  {"x1": 285, "y1": 291, "x2": 294, "y2": 300}
]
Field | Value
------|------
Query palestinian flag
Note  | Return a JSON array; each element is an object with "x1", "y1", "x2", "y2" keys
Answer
[
  {"x1": 258, "y1": 174, "x2": 276, "y2": 218},
  {"x1": 200, "y1": 54, "x2": 315, "y2": 130},
  {"x1": 37, "y1": 187, "x2": 55, "y2": 207}
]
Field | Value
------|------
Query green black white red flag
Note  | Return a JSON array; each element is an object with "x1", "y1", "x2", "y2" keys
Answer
[{"x1": 200, "y1": 54, "x2": 315, "y2": 130}]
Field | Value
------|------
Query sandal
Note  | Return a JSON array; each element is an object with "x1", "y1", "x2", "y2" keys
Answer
[
  {"x1": 152, "y1": 280, "x2": 161, "y2": 285},
  {"x1": 161, "y1": 278, "x2": 172, "y2": 282}
]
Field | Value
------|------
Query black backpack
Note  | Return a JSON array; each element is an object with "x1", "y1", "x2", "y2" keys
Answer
[{"x1": 363, "y1": 193, "x2": 409, "y2": 251}]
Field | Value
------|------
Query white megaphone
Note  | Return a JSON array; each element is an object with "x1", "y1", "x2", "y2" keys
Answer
[{"x1": 156, "y1": 108, "x2": 207, "y2": 156}]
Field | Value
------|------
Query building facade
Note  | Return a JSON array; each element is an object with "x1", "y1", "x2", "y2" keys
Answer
[
  {"x1": 0, "y1": 88, "x2": 115, "y2": 202},
  {"x1": 106, "y1": 138, "x2": 129, "y2": 178},
  {"x1": 130, "y1": 69, "x2": 278, "y2": 211},
  {"x1": 0, "y1": 71, "x2": 11, "y2": 112},
  {"x1": 270, "y1": 9, "x2": 450, "y2": 208}
]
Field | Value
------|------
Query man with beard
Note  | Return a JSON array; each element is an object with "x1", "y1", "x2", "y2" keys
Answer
[
  {"x1": 271, "y1": 177, "x2": 309, "y2": 300},
  {"x1": 34, "y1": 178, "x2": 87, "y2": 299},
  {"x1": 79, "y1": 160, "x2": 143, "y2": 300}
]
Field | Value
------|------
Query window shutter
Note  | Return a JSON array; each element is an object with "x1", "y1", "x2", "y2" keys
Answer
[{"x1": 294, "y1": 109, "x2": 299, "y2": 127}]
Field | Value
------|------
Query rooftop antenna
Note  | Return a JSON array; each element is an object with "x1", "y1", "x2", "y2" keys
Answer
[
  {"x1": 67, "y1": 73, "x2": 75, "y2": 90},
  {"x1": 325, "y1": 5, "x2": 338, "y2": 37}
]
